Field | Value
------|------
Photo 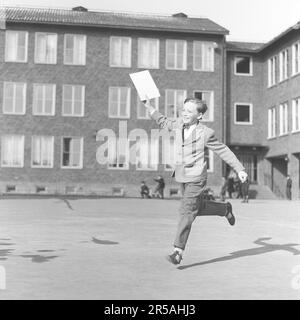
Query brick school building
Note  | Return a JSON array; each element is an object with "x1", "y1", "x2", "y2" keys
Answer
[{"x1": 0, "y1": 6, "x2": 299, "y2": 199}]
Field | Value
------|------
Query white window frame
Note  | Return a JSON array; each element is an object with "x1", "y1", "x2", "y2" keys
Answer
[
  {"x1": 108, "y1": 87, "x2": 131, "y2": 119},
  {"x1": 2, "y1": 82, "x2": 26, "y2": 115},
  {"x1": 268, "y1": 107, "x2": 276, "y2": 139},
  {"x1": 109, "y1": 36, "x2": 132, "y2": 68},
  {"x1": 279, "y1": 103, "x2": 288, "y2": 136},
  {"x1": 32, "y1": 83, "x2": 56, "y2": 116},
  {"x1": 193, "y1": 41, "x2": 215, "y2": 72},
  {"x1": 31, "y1": 136, "x2": 54, "y2": 168},
  {"x1": 63, "y1": 34, "x2": 86, "y2": 66},
  {"x1": 234, "y1": 103, "x2": 253, "y2": 125},
  {"x1": 107, "y1": 138, "x2": 129, "y2": 170},
  {"x1": 193, "y1": 90, "x2": 214, "y2": 122},
  {"x1": 137, "y1": 96, "x2": 159, "y2": 119},
  {"x1": 165, "y1": 89, "x2": 187, "y2": 119},
  {"x1": 279, "y1": 49, "x2": 288, "y2": 82},
  {"x1": 61, "y1": 137, "x2": 83, "y2": 169},
  {"x1": 137, "y1": 38, "x2": 159, "y2": 69},
  {"x1": 135, "y1": 137, "x2": 159, "y2": 171},
  {"x1": 165, "y1": 39, "x2": 187, "y2": 70},
  {"x1": 292, "y1": 98, "x2": 300, "y2": 133},
  {"x1": 268, "y1": 56, "x2": 277, "y2": 87},
  {"x1": 164, "y1": 134, "x2": 176, "y2": 172},
  {"x1": 292, "y1": 41, "x2": 300, "y2": 76},
  {"x1": 62, "y1": 85, "x2": 85, "y2": 117},
  {"x1": 5, "y1": 30, "x2": 28, "y2": 63},
  {"x1": 34, "y1": 32, "x2": 58, "y2": 64},
  {"x1": 1, "y1": 135, "x2": 25, "y2": 168},
  {"x1": 234, "y1": 55, "x2": 253, "y2": 76}
]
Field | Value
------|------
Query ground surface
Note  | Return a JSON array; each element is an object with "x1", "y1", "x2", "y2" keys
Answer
[{"x1": 0, "y1": 197, "x2": 299, "y2": 300}]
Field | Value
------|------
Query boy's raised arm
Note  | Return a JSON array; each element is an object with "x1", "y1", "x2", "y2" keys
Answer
[{"x1": 142, "y1": 97, "x2": 177, "y2": 131}]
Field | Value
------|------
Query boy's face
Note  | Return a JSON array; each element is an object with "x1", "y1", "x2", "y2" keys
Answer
[{"x1": 181, "y1": 101, "x2": 202, "y2": 125}]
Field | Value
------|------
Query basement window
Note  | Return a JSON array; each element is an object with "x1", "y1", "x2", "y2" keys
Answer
[
  {"x1": 6, "y1": 185, "x2": 16, "y2": 192},
  {"x1": 65, "y1": 186, "x2": 76, "y2": 194},
  {"x1": 36, "y1": 186, "x2": 46, "y2": 193},
  {"x1": 169, "y1": 188, "x2": 180, "y2": 197}
]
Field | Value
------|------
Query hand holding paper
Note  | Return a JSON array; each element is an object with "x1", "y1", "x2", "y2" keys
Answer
[{"x1": 141, "y1": 95, "x2": 156, "y2": 116}]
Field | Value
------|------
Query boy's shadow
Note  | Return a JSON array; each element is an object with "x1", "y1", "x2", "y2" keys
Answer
[{"x1": 178, "y1": 237, "x2": 300, "y2": 270}]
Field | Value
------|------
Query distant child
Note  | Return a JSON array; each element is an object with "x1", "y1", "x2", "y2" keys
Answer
[
  {"x1": 227, "y1": 170, "x2": 235, "y2": 199},
  {"x1": 241, "y1": 177, "x2": 250, "y2": 203},
  {"x1": 286, "y1": 175, "x2": 292, "y2": 200},
  {"x1": 152, "y1": 175, "x2": 165, "y2": 199},
  {"x1": 140, "y1": 181, "x2": 151, "y2": 199}
]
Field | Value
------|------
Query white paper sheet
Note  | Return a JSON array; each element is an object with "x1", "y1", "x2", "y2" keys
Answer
[{"x1": 129, "y1": 70, "x2": 160, "y2": 101}]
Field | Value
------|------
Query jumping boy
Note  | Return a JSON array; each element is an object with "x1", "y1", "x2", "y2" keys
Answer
[{"x1": 143, "y1": 97, "x2": 248, "y2": 265}]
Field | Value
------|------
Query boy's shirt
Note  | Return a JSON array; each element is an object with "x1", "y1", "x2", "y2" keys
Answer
[{"x1": 150, "y1": 110, "x2": 245, "y2": 183}]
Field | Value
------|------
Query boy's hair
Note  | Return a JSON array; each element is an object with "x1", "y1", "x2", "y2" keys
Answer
[{"x1": 184, "y1": 98, "x2": 208, "y2": 115}]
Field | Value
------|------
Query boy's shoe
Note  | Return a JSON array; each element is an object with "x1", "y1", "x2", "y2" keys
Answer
[
  {"x1": 225, "y1": 202, "x2": 235, "y2": 226},
  {"x1": 166, "y1": 251, "x2": 183, "y2": 265}
]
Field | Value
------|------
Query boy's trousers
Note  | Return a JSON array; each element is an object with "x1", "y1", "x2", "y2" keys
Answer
[{"x1": 174, "y1": 180, "x2": 228, "y2": 250}]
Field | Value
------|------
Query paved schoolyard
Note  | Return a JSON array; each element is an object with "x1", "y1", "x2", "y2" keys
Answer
[{"x1": 0, "y1": 197, "x2": 299, "y2": 300}]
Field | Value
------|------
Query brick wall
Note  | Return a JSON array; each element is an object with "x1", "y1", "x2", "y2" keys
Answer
[
  {"x1": 226, "y1": 52, "x2": 265, "y2": 145},
  {"x1": 0, "y1": 23, "x2": 226, "y2": 192}
]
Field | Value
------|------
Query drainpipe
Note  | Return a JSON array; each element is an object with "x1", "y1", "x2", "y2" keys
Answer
[{"x1": 222, "y1": 35, "x2": 227, "y2": 177}]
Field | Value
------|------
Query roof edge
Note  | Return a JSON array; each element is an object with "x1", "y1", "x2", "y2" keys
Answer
[
  {"x1": 5, "y1": 18, "x2": 229, "y2": 35},
  {"x1": 258, "y1": 21, "x2": 300, "y2": 52},
  {"x1": 3, "y1": 6, "x2": 229, "y2": 35}
]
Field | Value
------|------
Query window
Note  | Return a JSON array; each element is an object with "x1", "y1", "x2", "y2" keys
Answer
[
  {"x1": 136, "y1": 137, "x2": 159, "y2": 171},
  {"x1": 279, "y1": 103, "x2": 288, "y2": 135},
  {"x1": 109, "y1": 87, "x2": 130, "y2": 118},
  {"x1": 166, "y1": 39, "x2": 187, "y2": 70},
  {"x1": 3, "y1": 82, "x2": 26, "y2": 115},
  {"x1": 138, "y1": 38, "x2": 159, "y2": 69},
  {"x1": 110, "y1": 37, "x2": 131, "y2": 67},
  {"x1": 292, "y1": 42, "x2": 300, "y2": 76},
  {"x1": 64, "y1": 34, "x2": 86, "y2": 65},
  {"x1": 31, "y1": 136, "x2": 54, "y2": 168},
  {"x1": 62, "y1": 137, "x2": 83, "y2": 168},
  {"x1": 5, "y1": 30, "x2": 28, "y2": 62},
  {"x1": 193, "y1": 41, "x2": 214, "y2": 72},
  {"x1": 268, "y1": 107, "x2": 276, "y2": 138},
  {"x1": 108, "y1": 138, "x2": 129, "y2": 170},
  {"x1": 193, "y1": 91, "x2": 214, "y2": 121},
  {"x1": 234, "y1": 56, "x2": 252, "y2": 76},
  {"x1": 268, "y1": 56, "x2": 277, "y2": 87},
  {"x1": 137, "y1": 97, "x2": 159, "y2": 119},
  {"x1": 35, "y1": 33, "x2": 57, "y2": 64},
  {"x1": 292, "y1": 98, "x2": 300, "y2": 132},
  {"x1": 164, "y1": 134, "x2": 176, "y2": 171},
  {"x1": 234, "y1": 103, "x2": 253, "y2": 125},
  {"x1": 279, "y1": 49, "x2": 288, "y2": 82},
  {"x1": 62, "y1": 85, "x2": 85, "y2": 116},
  {"x1": 165, "y1": 89, "x2": 186, "y2": 118},
  {"x1": 33, "y1": 84, "x2": 56, "y2": 116},
  {"x1": 204, "y1": 148, "x2": 214, "y2": 173},
  {"x1": 1, "y1": 135, "x2": 24, "y2": 167}
]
